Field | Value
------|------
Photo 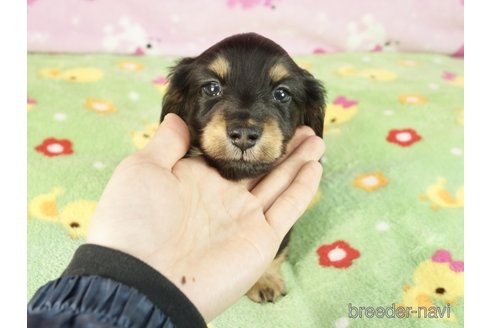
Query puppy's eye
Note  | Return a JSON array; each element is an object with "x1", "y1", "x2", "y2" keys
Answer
[
  {"x1": 273, "y1": 87, "x2": 291, "y2": 103},
  {"x1": 202, "y1": 81, "x2": 222, "y2": 97}
]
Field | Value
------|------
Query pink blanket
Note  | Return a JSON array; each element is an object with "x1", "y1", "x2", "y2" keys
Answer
[{"x1": 28, "y1": 0, "x2": 463, "y2": 56}]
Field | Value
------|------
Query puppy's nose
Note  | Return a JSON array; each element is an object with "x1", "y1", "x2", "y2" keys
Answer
[{"x1": 227, "y1": 126, "x2": 261, "y2": 151}]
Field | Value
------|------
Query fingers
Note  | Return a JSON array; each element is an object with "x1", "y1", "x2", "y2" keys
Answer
[
  {"x1": 265, "y1": 160, "x2": 323, "y2": 239},
  {"x1": 139, "y1": 114, "x2": 191, "y2": 169},
  {"x1": 252, "y1": 135, "x2": 325, "y2": 211},
  {"x1": 283, "y1": 126, "x2": 316, "y2": 158},
  {"x1": 239, "y1": 126, "x2": 317, "y2": 191}
]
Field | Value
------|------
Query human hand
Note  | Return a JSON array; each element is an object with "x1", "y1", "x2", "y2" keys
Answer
[{"x1": 87, "y1": 113, "x2": 324, "y2": 321}]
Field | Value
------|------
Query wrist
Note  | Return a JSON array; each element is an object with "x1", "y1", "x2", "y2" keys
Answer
[{"x1": 63, "y1": 244, "x2": 207, "y2": 328}]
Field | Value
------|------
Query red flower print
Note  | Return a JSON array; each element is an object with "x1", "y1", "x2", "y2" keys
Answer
[
  {"x1": 27, "y1": 98, "x2": 37, "y2": 111},
  {"x1": 371, "y1": 44, "x2": 383, "y2": 52},
  {"x1": 35, "y1": 138, "x2": 73, "y2": 157},
  {"x1": 152, "y1": 76, "x2": 168, "y2": 85},
  {"x1": 441, "y1": 71, "x2": 464, "y2": 86},
  {"x1": 442, "y1": 71, "x2": 456, "y2": 81},
  {"x1": 153, "y1": 76, "x2": 169, "y2": 94},
  {"x1": 317, "y1": 240, "x2": 360, "y2": 269},
  {"x1": 333, "y1": 96, "x2": 358, "y2": 108},
  {"x1": 386, "y1": 128, "x2": 422, "y2": 147}
]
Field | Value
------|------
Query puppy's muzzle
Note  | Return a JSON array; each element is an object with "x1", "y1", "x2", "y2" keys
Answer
[{"x1": 227, "y1": 124, "x2": 262, "y2": 151}]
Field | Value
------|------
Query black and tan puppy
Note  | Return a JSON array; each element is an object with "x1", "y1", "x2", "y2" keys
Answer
[{"x1": 160, "y1": 33, "x2": 325, "y2": 302}]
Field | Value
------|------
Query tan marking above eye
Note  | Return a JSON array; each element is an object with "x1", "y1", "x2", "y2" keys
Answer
[
  {"x1": 208, "y1": 56, "x2": 230, "y2": 79},
  {"x1": 269, "y1": 64, "x2": 290, "y2": 83}
]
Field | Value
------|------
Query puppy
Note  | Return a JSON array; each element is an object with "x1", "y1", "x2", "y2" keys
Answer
[{"x1": 160, "y1": 33, "x2": 325, "y2": 303}]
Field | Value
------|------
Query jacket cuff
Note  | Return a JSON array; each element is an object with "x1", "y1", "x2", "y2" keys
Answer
[
  {"x1": 62, "y1": 244, "x2": 207, "y2": 328},
  {"x1": 28, "y1": 275, "x2": 175, "y2": 327}
]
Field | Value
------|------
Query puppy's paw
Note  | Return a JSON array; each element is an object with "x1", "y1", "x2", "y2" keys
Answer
[{"x1": 247, "y1": 272, "x2": 286, "y2": 303}]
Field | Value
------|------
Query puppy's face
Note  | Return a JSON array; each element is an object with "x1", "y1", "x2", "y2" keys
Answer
[{"x1": 161, "y1": 33, "x2": 325, "y2": 180}]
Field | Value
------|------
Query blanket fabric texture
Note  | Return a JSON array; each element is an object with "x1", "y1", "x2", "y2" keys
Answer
[{"x1": 27, "y1": 52, "x2": 464, "y2": 327}]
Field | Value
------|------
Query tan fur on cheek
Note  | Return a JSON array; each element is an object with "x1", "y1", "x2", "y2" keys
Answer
[
  {"x1": 246, "y1": 119, "x2": 283, "y2": 162},
  {"x1": 201, "y1": 113, "x2": 240, "y2": 160},
  {"x1": 201, "y1": 115, "x2": 284, "y2": 163},
  {"x1": 269, "y1": 64, "x2": 290, "y2": 83},
  {"x1": 208, "y1": 56, "x2": 230, "y2": 80}
]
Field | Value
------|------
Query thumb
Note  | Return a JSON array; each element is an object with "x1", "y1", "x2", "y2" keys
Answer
[{"x1": 139, "y1": 114, "x2": 191, "y2": 169}]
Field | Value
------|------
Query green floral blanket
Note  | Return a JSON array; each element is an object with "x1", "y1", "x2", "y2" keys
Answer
[{"x1": 27, "y1": 52, "x2": 464, "y2": 328}]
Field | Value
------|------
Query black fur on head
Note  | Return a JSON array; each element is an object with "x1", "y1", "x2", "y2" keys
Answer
[{"x1": 161, "y1": 33, "x2": 325, "y2": 180}]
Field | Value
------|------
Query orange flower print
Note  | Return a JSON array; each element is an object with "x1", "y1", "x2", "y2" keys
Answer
[
  {"x1": 118, "y1": 61, "x2": 143, "y2": 71},
  {"x1": 353, "y1": 172, "x2": 389, "y2": 192},
  {"x1": 399, "y1": 94, "x2": 427, "y2": 105},
  {"x1": 84, "y1": 98, "x2": 117, "y2": 114},
  {"x1": 398, "y1": 59, "x2": 421, "y2": 67}
]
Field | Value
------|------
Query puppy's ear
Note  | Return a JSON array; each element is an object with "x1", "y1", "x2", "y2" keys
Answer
[
  {"x1": 301, "y1": 70, "x2": 326, "y2": 137},
  {"x1": 160, "y1": 57, "x2": 195, "y2": 122}
]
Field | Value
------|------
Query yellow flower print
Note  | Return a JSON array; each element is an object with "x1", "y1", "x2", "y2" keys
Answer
[
  {"x1": 85, "y1": 98, "x2": 117, "y2": 114},
  {"x1": 398, "y1": 59, "x2": 421, "y2": 67},
  {"x1": 323, "y1": 96, "x2": 359, "y2": 134},
  {"x1": 336, "y1": 65, "x2": 397, "y2": 81},
  {"x1": 28, "y1": 187, "x2": 64, "y2": 221},
  {"x1": 353, "y1": 172, "x2": 389, "y2": 192},
  {"x1": 61, "y1": 68, "x2": 103, "y2": 82},
  {"x1": 39, "y1": 67, "x2": 103, "y2": 82},
  {"x1": 59, "y1": 200, "x2": 98, "y2": 239},
  {"x1": 449, "y1": 76, "x2": 464, "y2": 87},
  {"x1": 28, "y1": 187, "x2": 98, "y2": 239},
  {"x1": 358, "y1": 68, "x2": 397, "y2": 81},
  {"x1": 131, "y1": 123, "x2": 159, "y2": 149},
  {"x1": 419, "y1": 177, "x2": 464, "y2": 210},
  {"x1": 399, "y1": 94, "x2": 428, "y2": 105},
  {"x1": 456, "y1": 107, "x2": 464, "y2": 126},
  {"x1": 39, "y1": 67, "x2": 62, "y2": 78},
  {"x1": 118, "y1": 61, "x2": 143, "y2": 71},
  {"x1": 297, "y1": 62, "x2": 312, "y2": 70}
]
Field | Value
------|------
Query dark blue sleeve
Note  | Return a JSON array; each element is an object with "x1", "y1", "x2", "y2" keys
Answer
[
  {"x1": 27, "y1": 244, "x2": 207, "y2": 328},
  {"x1": 28, "y1": 275, "x2": 175, "y2": 327}
]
